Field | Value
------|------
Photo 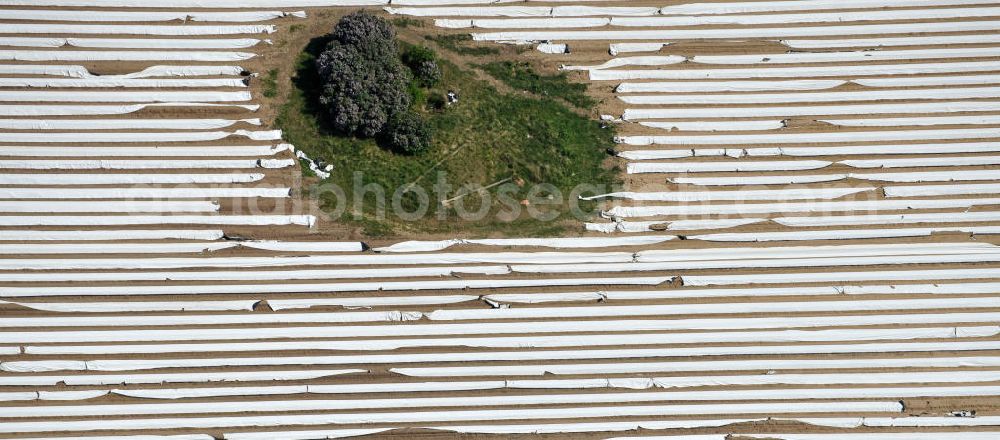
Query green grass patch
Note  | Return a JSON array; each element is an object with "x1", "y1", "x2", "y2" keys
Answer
[
  {"x1": 424, "y1": 34, "x2": 499, "y2": 57},
  {"x1": 261, "y1": 68, "x2": 279, "y2": 98},
  {"x1": 391, "y1": 16, "x2": 425, "y2": 28},
  {"x1": 478, "y1": 61, "x2": 595, "y2": 109},
  {"x1": 275, "y1": 35, "x2": 616, "y2": 237}
]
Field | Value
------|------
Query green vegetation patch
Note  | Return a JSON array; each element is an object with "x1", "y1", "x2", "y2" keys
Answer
[
  {"x1": 478, "y1": 61, "x2": 596, "y2": 109},
  {"x1": 276, "y1": 28, "x2": 616, "y2": 237},
  {"x1": 261, "y1": 68, "x2": 279, "y2": 98},
  {"x1": 425, "y1": 34, "x2": 500, "y2": 57}
]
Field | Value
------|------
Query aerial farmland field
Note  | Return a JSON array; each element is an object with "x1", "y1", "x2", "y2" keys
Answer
[{"x1": 1, "y1": 1, "x2": 1000, "y2": 439}]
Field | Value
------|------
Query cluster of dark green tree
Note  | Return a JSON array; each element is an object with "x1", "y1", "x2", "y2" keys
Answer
[{"x1": 315, "y1": 11, "x2": 441, "y2": 154}]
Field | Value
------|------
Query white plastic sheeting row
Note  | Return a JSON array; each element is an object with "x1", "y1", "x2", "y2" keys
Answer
[
  {"x1": 0, "y1": 174, "x2": 265, "y2": 185},
  {"x1": 536, "y1": 43, "x2": 567, "y2": 54},
  {"x1": 885, "y1": 183, "x2": 1000, "y2": 197},
  {"x1": 0, "y1": 242, "x2": 975, "y2": 269},
  {"x1": 0, "y1": 251, "x2": 632, "y2": 269},
  {"x1": 783, "y1": 35, "x2": 1000, "y2": 48},
  {"x1": 0, "y1": 50, "x2": 255, "y2": 62},
  {"x1": 0, "y1": 103, "x2": 260, "y2": 116},
  {"x1": 0, "y1": 215, "x2": 315, "y2": 227},
  {"x1": 0, "y1": 119, "x2": 259, "y2": 130},
  {"x1": 3, "y1": 310, "x2": 424, "y2": 328},
  {"x1": 0, "y1": 64, "x2": 245, "y2": 78},
  {"x1": 844, "y1": 155, "x2": 1000, "y2": 168},
  {"x1": 388, "y1": 6, "x2": 659, "y2": 17},
  {"x1": 668, "y1": 170, "x2": 1000, "y2": 185},
  {"x1": 691, "y1": 46, "x2": 1000, "y2": 65},
  {"x1": 0, "y1": 9, "x2": 304, "y2": 22},
  {"x1": 639, "y1": 120, "x2": 786, "y2": 132},
  {"x1": 619, "y1": 87, "x2": 1000, "y2": 105},
  {"x1": 822, "y1": 115, "x2": 1000, "y2": 126},
  {"x1": 423, "y1": 418, "x2": 1000, "y2": 435},
  {"x1": 661, "y1": 0, "x2": 996, "y2": 15},
  {"x1": 240, "y1": 241, "x2": 365, "y2": 252},
  {"x1": 473, "y1": 21, "x2": 1000, "y2": 42},
  {"x1": 0, "y1": 201, "x2": 218, "y2": 213},
  {"x1": 0, "y1": 300, "x2": 257, "y2": 313},
  {"x1": 25, "y1": 370, "x2": 993, "y2": 401},
  {"x1": 0, "y1": 145, "x2": 288, "y2": 157},
  {"x1": 774, "y1": 211, "x2": 1000, "y2": 227},
  {"x1": 5, "y1": 281, "x2": 995, "y2": 309},
  {"x1": 0, "y1": 78, "x2": 247, "y2": 88},
  {"x1": 583, "y1": 187, "x2": 872, "y2": 202},
  {"x1": 5, "y1": 380, "x2": 997, "y2": 403},
  {"x1": 437, "y1": 17, "x2": 608, "y2": 28},
  {"x1": 0, "y1": 130, "x2": 281, "y2": 142},
  {"x1": 226, "y1": 430, "x2": 386, "y2": 440},
  {"x1": 0, "y1": 187, "x2": 290, "y2": 199},
  {"x1": 563, "y1": 55, "x2": 683, "y2": 71},
  {"x1": 595, "y1": 61, "x2": 1000, "y2": 81},
  {"x1": 393, "y1": 355, "x2": 1000, "y2": 377},
  {"x1": 374, "y1": 235, "x2": 675, "y2": 252},
  {"x1": 0, "y1": 159, "x2": 295, "y2": 169},
  {"x1": 617, "y1": 80, "x2": 845, "y2": 93},
  {"x1": 18, "y1": 326, "x2": 1000, "y2": 355},
  {"x1": 0, "y1": 37, "x2": 266, "y2": 49},
  {"x1": 803, "y1": 416, "x2": 1000, "y2": 428},
  {"x1": 0, "y1": 276, "x2": 674, "y2": 297},
  {"x1": 619, "y1": 75, "x2": 1000, "y2": 91},
  {"x1": 0, "y1": 91, "x2": 251, "y2": 102},
  {"x1": 11, "y1": 341, "x2": 1000, "y2": 372},
  {"x1": 612, "y1": 435, "x2": 1000, "y2": 440},
  {"x1": 603, "y1": 198, "x2": 1000, "y2": 217},
  {"x1": 0, "y1": 265, "x2": 511, "y2": 283},
  {"x1": 11, "y1": 311, "x2": 1000, "y2": 344},
  {"x1": 444, "y1": 7, "x2": 1000, "y2": 28},
  {"x1": 0, "y1": 370, "x2": 364, "y2": 387},
  {"x1": 0, "y1": 241, "x2": 358, "y2": 258},
  {"x1": 0, "y1": 0, "x2": 385, "y2": 5},
  {"x1": 0, "y1": 242, "x2": 233, "y2": 255},
  {"x1": 848, "y1": 75, "x2": 1000, "y2": 88},
  {"x1": 586, "y1": 218, "x2": 766, "y2": 233},
  {"x1": 0, "y1": 24, "x2": 276, "y2": 35},
  {"x1": 685, "y1": 267, "x2": 1000, "y2": 286},
  {"x1": 623, "y1": 101, "x2": 1000, "y2": 119},
  {"x1": 13, "y1": 436, "x2": 211, "y2": 440},
  {"x1": 0, "y1": 230, "x2": 224, "y2": 241},
  {"x1": 619, "y1": 128, "x2": 1000, "y2": 146},
  {"x1": 688, "y1": 226, "x2": 1000, "y2": 242},
  {"x1": 609, "y1": 42, "x2": 668, "y2": 56},
  {"x1": 0, "y1": 402, "x2": 902, "y2": 434},
  {"x1": 425, "y1": 297, "x2": 1000, "y2": 321},
  {"x1": 10, "y1": 297, "x2": 996, "y2": 328},
  {"x1": 623, "y1": 144, "x2": 1000, "y2": 160},
  {"x1": 599, "y1": 187, "x2": 1000, "y2": 203},
  {"x1": 0, "y1": 392, "x2": 917, "y2": 418},
  {"x1": 627, "y1": 160, "x2": 831, "y2": 173}
]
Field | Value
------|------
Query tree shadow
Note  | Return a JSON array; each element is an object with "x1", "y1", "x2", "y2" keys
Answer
[{"x1": 291, "y1": 34, "x2": 338, "y2": 136}]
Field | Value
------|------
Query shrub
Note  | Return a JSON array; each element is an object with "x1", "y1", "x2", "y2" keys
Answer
[
  {"x1": 413, "y1": 60, "x2": 441, "y2": 87},
  {"x1": 402, "y1": 45, "x2": 441, "y2": 87},
  {"x1": 381, "y1": 111, "x2": 431, "y2": 154},
  {"x1": 261, "y1": 68, "x2": 279, "y2": 98},
  {"x1": 316, "y1": 12, "x2": 412, "y2": 138},
  {"x1": 332, "y1": 10, "x2": 397, "y2": 59},
  {"x1": 315, "y1": 12, "x2": 436, "y2": 154},
  {"x1": 316, "y1": 42, "x2": 411, "y2": 137}
]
